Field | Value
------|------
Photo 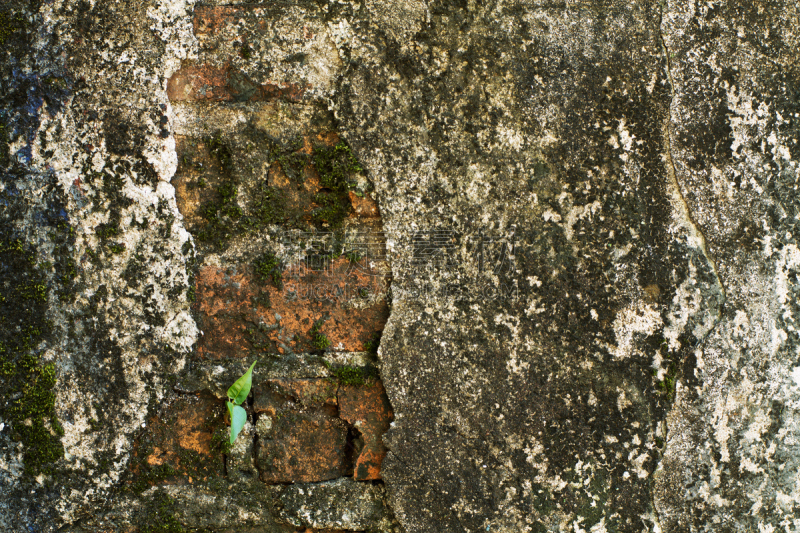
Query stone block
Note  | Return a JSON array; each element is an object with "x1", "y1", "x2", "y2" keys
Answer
[{"x1": 276, "y1": 478, "x2": 393, "y2": 531}]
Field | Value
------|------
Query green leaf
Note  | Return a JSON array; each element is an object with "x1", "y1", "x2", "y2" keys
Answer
[
  {"x1": 227, "y1": 360, "x2": 257, "y2": 405},
  {"x1": 228, "y1": 403, "x2": 247, "y2": 445}
]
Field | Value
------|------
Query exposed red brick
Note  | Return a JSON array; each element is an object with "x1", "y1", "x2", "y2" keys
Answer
[
  {"x1": 257, "y1": 412, "x2": 348, "y2": 483},
  {"x1": 194, "y1": 265, "x2": 254, "y2": 360},
  {"x1": 167, "y1": 64, "x2": 306, "y2": 103},
  {"x1": 349, "y1": 191, "x2": 380, "y2": 218},
  {"x1": 167, "y1": 64, "x2": 229, "y2": 102},
  {"x1": 278, "y1": 256, "x2": 389, "y2": 351},
  {"x1": 194, "y1": 258, "x2": 389, "y2": 359},
  {"x1": 129, "y1": 395, "x2": 225, "y2": 487},
  {"x1": 254, "y1": 379, "x2": 348, "y2": 483},
  {"x1": 145, "y1": 396, "x2": 219, "y2": 467},
  {"x1": 339, "y1": 380, "x2": 394, "y2": 480}
]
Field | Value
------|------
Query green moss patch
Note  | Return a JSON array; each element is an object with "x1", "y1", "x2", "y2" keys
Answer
[
  {"x1": 0, "y1": 235, "x2": 63, "y2": 476},
  {"x1": 189, "y1": 131, "x2": 368, "y2": 241},
  {"x1": 253, "y1": 250, "x2": 282, "y2": 289},
  {"x1": 313, "y1": 141, "x2": 363, "y2": 190},
  {"x1": 310, "y1": 321, "x2": 331, "y2": 351},
  {"x1": 310, "y1": 141, "x2": 363, "y2": 229},
  {"x1": 0, "y1": 8, "x2": 26, "y2": 47},
  {"x1": 196, "y1": 132, "x2": 286, "y2": 246},
  {"x1": 324, "y1": 362, "x2": 379, "y2": 387},
  {"x1": 311, "y1": 192, "x2": 350, "y2": 228}
]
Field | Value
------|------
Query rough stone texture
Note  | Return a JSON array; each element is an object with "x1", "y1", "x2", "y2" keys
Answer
[
  {"x1": 1, "y1": 0, "x2": 799, "y2": 532},
  {"x1": 188, "y1": 4, "x2": 343, "y2": 101},
  {"x1": 332, "y1": 2, "x2": 723, "y2": 531},
  {"x1": 654, "y1": 1, "x2": 800, "y2": 531},
  {"x1": 277, "y1": 477, "x2": 395, "y2": 531},
  {"x1": 1, "y1": 0, "x2": 199, "y2": 529}
]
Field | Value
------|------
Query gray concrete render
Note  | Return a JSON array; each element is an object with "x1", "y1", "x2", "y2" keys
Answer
[{"x1": 0, "y1": 1, "x2": 799, "y2": 532}]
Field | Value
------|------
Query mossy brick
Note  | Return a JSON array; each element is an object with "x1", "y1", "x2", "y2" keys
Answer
[
  {"x1": 127, "y1": 394, "x2": 225, "y2": 492},
  {"x1": 193, "y1": 257, "x2": 389, "y2": 359},
  {"x1": 256, "y1": 411, "x2": 348, "y2": 483},
  {"x1": 173, "y1": 127, "x2": 365, "y2": 243}
]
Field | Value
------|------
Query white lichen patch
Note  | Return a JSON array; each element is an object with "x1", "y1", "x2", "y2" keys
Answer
[
  {"x1": 7, "y1": 0, "x2": 205, "y2": 524},
  {"x1": 193, "y1": 5, "x2": 343, "y2": 100},
  {"x1": 609, "y1": 303, "x2": 663, "y2": 360},
  {"x1": 147, "y1": 0, "x2": 199, "y2": 78}
]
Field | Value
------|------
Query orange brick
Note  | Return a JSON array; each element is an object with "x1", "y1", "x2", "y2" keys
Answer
[
  {"x1": 339, "y1": 380, "x2": 393, "y2": 480},
  {"x1": 194, "y1": 265, "x2": 254, "y2": 360},
  {"x1": 349, "y1": 191, "x2": 380, "y2": 218},
  {"x1": 167, "y1": 64, "x2": 306, "y2": 103},
  {"x1": 257, "y1": 412, "x2": 348, "y2": 483},
  {"x1": 194, "y1": 259, "x2": 389, "y2": 359},
  {"x1": 129, "y1": 395, "x2": 225, "y2": 487}
]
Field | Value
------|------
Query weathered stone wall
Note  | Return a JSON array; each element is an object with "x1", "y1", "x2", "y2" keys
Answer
[{"x1": 1, "y1": 0, "x2": 799, "y2": 532}]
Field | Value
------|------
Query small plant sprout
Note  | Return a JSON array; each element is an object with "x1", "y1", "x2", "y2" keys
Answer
[{"x1": 226, "y1": 360, "x2": 256, "y2": 445}]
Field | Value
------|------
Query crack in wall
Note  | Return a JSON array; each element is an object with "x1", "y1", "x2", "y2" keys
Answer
[
  {"x1": 657, "y1": 1, "x2": 727, "y2": 302},
  {"x1": 652, "y1": 3, "x2": 730, "y2": 530}
]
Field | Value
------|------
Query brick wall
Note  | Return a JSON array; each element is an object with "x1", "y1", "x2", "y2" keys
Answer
[{"x1": 126, "y1": 4, "x2": 396, "y2": 531}]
